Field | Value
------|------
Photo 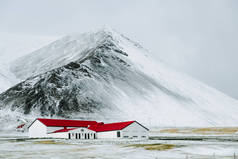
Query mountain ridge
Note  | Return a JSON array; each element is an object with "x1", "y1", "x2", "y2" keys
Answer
[
  {"x1": 1, "y1": 28, "x2": 238, "y2": 127},
  {"x1": 10, "y1": 28, "x2": 141, "y2": 80}
]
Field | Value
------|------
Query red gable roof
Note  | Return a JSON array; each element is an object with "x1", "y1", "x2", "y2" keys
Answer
[
  {"x1": 51, "y1": 128, "x2": 77, "y2": 133},
  {"x1": 36, "y1": 118, "x2": 98, "y2": 127},
  {"x1": 88, "y1": 121, "x2": 135, "y2": 132},
  {"x1": 29, "y1": 118, "x2": 148, "y2": 132}
]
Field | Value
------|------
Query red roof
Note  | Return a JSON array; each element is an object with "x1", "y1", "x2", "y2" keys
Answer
[
  {"x1": 51, "y1": 128, "x2": 77, "y2": 133},
  {"x1": 29, "y1": 118, "x2": 148, "y2": 132},
  {"x1": 17, "y1": 124, "x2": 25, "y2": 129},
  {"x1": 36, "y1": 118, "x2": 98, "y2": 127},
  {"x1": 88, "y1": 121, "x2": 135, "y2": 132}
]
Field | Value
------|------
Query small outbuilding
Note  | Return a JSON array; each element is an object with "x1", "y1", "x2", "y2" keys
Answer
[
  {"x1": 88, "y1": 121, "x2": 149, "y2": 139},
  {"x1": 28, "y1": 118, "x2": 149, "y2": 139}
]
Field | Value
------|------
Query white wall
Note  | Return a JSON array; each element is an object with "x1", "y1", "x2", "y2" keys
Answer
[
  {"x1": 47, "y1": 132, "x2": 68, "y2": 138},
  {"x1": 121, "y1": 122, "x2": 148, "y2": 139},
  {"x1": 97, "y1": 131, "x2": 118, "y2": 139},
  {"x1": 28, "y1": 120, "x2": 47, "y2": 138}
]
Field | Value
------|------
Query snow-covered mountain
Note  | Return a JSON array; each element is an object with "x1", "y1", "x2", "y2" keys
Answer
[{"x1": 1, "y1": 28, "x2": 238, "y2": 127}]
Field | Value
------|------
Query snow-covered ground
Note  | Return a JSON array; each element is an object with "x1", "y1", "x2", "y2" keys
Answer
[{"x1": 1, "y1": 131, "x2": 238, "y2": 159}]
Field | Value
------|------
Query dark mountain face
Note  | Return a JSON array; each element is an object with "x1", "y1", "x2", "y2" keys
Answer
[
  {"x1": 0, "y1": 42, "x2": 115, "y2": 115},
  {"x1": 0, "y1": 39, "x2": 158, "y2": 118},
  {"x1": 0, "y1": 68, "x2": 103, "y2": 116}
]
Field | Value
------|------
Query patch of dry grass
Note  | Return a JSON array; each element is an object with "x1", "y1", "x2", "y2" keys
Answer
[
  {"x1": 126, "y1": 143, "x2": 182, "y2": 151},
  {"x1": 70, "y1": 148, "x2": 95, "y2": 152},
  {"x1": 159, "y1": 128, "x2": 180, "y2": 133},
  {"x1": 191, "y1": 127, "x2": 238, "y2": 134},
  {"x1": 159, "y1": 127, "x2": 238, "y2": 135},
  {"x1": 34, "y1": 140, "x2": 70, "y2": 145}
]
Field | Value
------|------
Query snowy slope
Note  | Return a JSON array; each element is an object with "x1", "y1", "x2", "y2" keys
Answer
[
  {"x1": 0, "y1": 32, "x2": 57, "y2": 63},
  {"x1": 10, "y1": 29, "x2": 132, "y2": 80},
  {"x1": 0, "y1": 32, "x2": 57, "y2": 92},
  {"x1": 0, "y1": 62, "x2": 18, "y2": 93},
  {"x1": 1, "y1": 28, "x2": 238, "y2": 127}
]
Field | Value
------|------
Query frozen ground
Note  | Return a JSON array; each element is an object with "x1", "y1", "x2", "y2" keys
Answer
[{"x1": 1, "y1": 131, "x2": 238, "y2": 159}]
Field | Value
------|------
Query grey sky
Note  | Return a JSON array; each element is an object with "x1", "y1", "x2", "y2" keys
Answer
[{"x1": 0, "y1": 0, "x2": 238, "y2": 99}]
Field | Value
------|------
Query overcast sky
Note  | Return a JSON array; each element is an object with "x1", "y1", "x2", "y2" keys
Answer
[{"x1": 0, "y1": 0, "x2": 238, "y2": 99}]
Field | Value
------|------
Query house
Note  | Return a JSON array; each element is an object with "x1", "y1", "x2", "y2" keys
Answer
[
  {"x1": 88, "y1": 121, "x2": 149, "y2": 139},
  {"x1": 28, "y1": 118, "x2": 97, "y2": 138},
  {"x1": 28, "y1": 118, "x2": 149, "y2": 139}
]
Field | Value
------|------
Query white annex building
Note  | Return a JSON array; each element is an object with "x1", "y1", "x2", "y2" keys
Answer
[{"x1": 28, "y1": 118, "x2": 149, "y2": 139}]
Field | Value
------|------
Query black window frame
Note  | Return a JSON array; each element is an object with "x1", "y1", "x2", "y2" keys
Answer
[{"x1": 117, "y1": 131, "x2": 121, "y2": 138}]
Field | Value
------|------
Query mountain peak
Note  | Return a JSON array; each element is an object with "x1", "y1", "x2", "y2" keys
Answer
[
  {"x1": 11, "y1": 28, "x2": 146, "y2": 80},
  {"x1": 2, "y1": 29, "x2": 238, "y2": 127},
  {"x1": 65, "y1": 27, "x2": 144, "y2": 51},
  {"x1": 92, "y1": 26, "x2": 118, "y2": 35},
  {"x1": 65, "y1": 27, "x2": 120, "y2": 42}
]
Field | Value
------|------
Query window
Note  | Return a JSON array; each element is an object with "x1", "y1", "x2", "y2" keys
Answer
[
  {"x1": 133, "y1": 136, "x2": 138, "y2": 138},
  {"x1": 94, "y1": 133, "x2": 96, "y2": 139},
  {"x1": 117, "y1": 131, "x2": 121, "y2": 138},
  {"x1": 68, "y1": 133, "x2": 71, "y2": 139},
  {"x1": 85, "y1": 133, "x2": 87, "y2": 139},
  {"x1": 123, "y1": 136, "x2": 129, "y2": 138},
  {"x1": 142, "y1": 136, "x2": 146, "y2": 138},
  {"x1": 88, "y1": 133, "x2": 90, "y2": 139},
  {"x1": 79, "y1": 133, "x2": 81, "y2": 139},
  {"x1": 76, "y1": 133, "x2": 78, "y2": 139}
]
